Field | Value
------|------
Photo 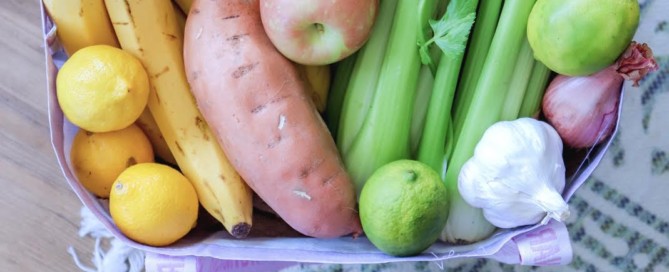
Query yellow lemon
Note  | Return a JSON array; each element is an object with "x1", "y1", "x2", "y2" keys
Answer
[
  {"x1": 71, "y1": 124, "x2": 154, "y2": 198},
  {"x1": 110, "y1": 163, "x2": 199, "y2": 246},
  {"x1": 57, "y1": 45, "x2": 150, "y2": 132}
]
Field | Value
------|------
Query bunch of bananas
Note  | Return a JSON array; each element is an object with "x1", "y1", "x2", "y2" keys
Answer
[{"x1": 44, "y1": 0, "x2": 331, "y2": 240}]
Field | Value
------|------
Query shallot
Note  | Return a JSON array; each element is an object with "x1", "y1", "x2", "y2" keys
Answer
[{"x1": 542, "y1": 42, "x2": 658, "y2": 148}]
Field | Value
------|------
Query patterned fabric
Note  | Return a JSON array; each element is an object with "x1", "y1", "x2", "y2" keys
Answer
[{"x1": 282, "y1": 0, "x2": 669, "y2": 271}]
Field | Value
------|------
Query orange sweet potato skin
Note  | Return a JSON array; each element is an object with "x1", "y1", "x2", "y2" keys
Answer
[{"x1": 184, "y1": 0, "x2": 361, "y2": 238}]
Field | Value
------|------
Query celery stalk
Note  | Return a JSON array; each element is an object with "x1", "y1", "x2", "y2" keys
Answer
[
  {"x1": 325, "y1": 53, "x2": 357, "y2": 138},
  {"x1": 417, "y1": 0, "x2": 479, "y2": 172},
  {"x1": 441, "y1": 0, "x2": 537, "y2": 244},
  {"x1": 519, "y1": 61, "x2": 551, "y2": 118},
  {"x1": 416, "y1": 60, "x2": 463, "y2": 171},
  {"x1": 336, "y1": 0, "x2": 398, "y2": 154},
  {"x1": 411, "y1": 65, "x2": 436, "y2": 157},
  {"x1": 500, "y1": 38, "x2": 535, "y2": 121},
  {"x1": 411, "y1": 44, "x2": 444, "y2": 157},
  {"x1": 451, "y1": 0, "x2": 503, "y2": 146},
  {"x1": 344, "y1": 0, "x2": 439, "y2": 195}
]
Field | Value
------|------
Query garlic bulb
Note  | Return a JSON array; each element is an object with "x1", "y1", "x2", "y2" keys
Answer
[{"x1": 458, "y1": 118, "x2": 570, "y2": 229}]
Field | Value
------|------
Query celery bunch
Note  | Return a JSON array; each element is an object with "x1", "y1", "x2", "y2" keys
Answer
[
  {"x1": 327, "y1": 0, "x2": 553, "y2": 244},
  {"x1": 417, "y1": 0, "x2": 479, "y2": 175},
  {"x1": 440, "y1": 0, "x2": 540, "y2": 243},
  {"x1": 337, "y1": 0, "x2": 440, "y2": 195}
]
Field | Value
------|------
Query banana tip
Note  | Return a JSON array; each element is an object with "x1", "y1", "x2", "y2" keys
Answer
[{"x1": 231, "y1": 222, "x2": 251, "y2": 239}]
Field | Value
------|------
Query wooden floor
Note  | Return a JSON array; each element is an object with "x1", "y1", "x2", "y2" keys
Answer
[{"x1": 0, "y1": 0, "x2": 94, "y2": 270}]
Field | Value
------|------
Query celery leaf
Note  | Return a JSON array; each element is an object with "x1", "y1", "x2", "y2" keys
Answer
[{"x1": 419, "y1": 0, "x2": 478, "y2": 64}]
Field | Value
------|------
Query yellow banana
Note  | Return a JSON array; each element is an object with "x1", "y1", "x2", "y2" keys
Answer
[
  {"x1": 172, "y1": 1, "x2": 187, "y2": 37},
  {"x1": 299, "y1": 65, "x2": 331, "y2": 113},
  {"x1": 135, "y1": 2, "x2": 186, "y2": 165},
  {"x1": 135, "y1": 108, "x2": 177, "y2": 166},
  {"x1": 42, "y1": 0, "x2": 119, "y2": 56},
  {"x1": 135, "y1": 2, "x2": 186, "y2": 168},
  {"x1": 173, "y1": 0, "x2": 192, "y2": 14},
  {"x1": 105, "y1": 0, "x2": 254, "y2": 238}
]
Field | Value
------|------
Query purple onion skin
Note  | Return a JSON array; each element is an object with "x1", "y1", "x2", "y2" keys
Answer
[{"x1": 542, "y1": 66, "x2": 623, "y2": 149}]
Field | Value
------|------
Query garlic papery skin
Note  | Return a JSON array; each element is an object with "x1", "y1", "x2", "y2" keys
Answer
[{"x1": 457, "y1": 118, "x2": 570, "y2": 229}]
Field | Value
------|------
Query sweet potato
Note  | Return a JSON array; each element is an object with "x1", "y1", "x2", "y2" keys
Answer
[{"x1": 184, "y1": 0, "x2": 361, "y2": 238}]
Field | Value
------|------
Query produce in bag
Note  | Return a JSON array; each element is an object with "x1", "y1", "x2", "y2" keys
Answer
[{"x1": 42, "y1": 0, "x2": 658, "y2": 263}]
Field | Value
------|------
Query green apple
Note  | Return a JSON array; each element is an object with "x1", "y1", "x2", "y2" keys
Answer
[
  {"x1": 527, "y1": 0, "x2": 639, "y2": 76},
  {"x1": 260, "y1": 0, "x2": 378, "y2": 65}
]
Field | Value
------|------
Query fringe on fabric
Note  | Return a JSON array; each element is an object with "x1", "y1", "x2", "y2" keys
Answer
[{"x1": 68, "y1": 206, "x2": 145, "y2": 272}]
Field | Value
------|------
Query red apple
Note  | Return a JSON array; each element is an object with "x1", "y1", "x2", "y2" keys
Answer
[{"x1": 260, "y1": 0, "x2": 378, "y2": 65}]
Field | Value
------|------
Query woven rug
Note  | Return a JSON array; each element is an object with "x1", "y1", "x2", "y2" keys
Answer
[{"x1": 280, "y1": 0, "x2": 669, "y2": 271}]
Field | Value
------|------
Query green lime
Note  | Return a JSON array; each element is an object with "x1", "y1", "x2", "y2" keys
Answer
[{"x1": 359, "y1": 160, "x2": 449, "y2": 257}]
